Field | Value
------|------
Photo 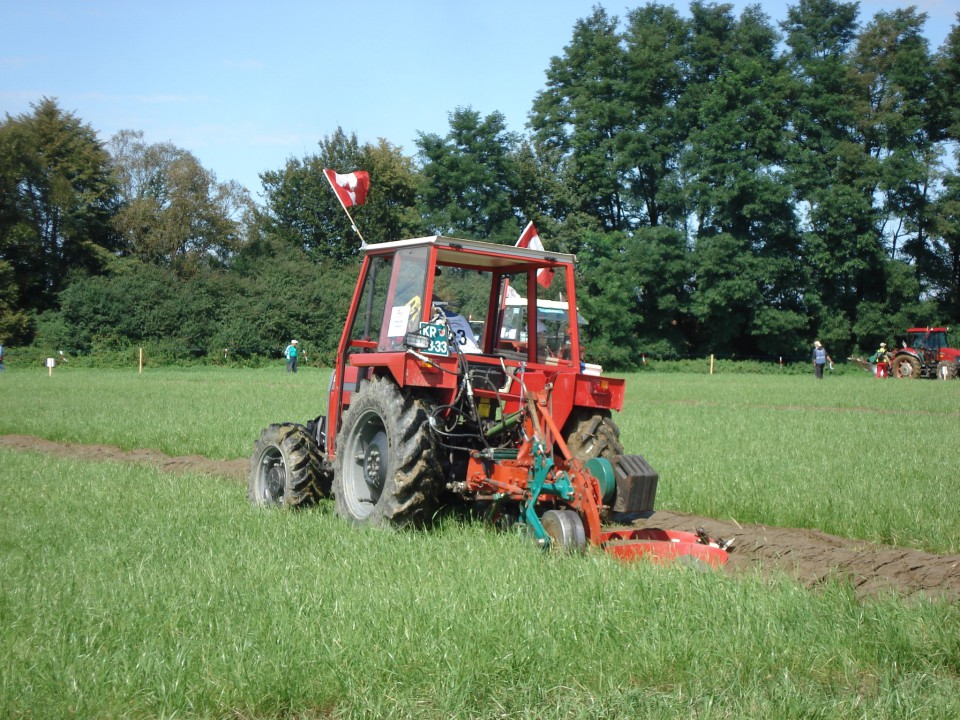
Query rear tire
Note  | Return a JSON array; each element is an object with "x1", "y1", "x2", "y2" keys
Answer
[
  {"x1": 333, "y1": 376, "x2": 442, "y2": 528},
  {"x1": 563, "y1": 409, "x2": 624, "y2": 460},
  {"x1": 249, "y1": 424, "x2": 329, "y2": 507},
  {"x1": 892, "y1": 354, "x2": 921, "y2": 379}
]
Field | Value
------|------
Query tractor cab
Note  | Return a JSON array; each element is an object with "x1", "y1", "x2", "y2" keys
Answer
[{"x1": 326, "y1": 235, "x2": 623, "y2": 456}]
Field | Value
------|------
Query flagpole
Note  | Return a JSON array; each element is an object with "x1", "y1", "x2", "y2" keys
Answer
[
  {"x1": 332, "y1": 190, "x2": 366, "y2": 247},
  {"x1": 341, "y1": 201, "x2": 366, "y2": 247}
]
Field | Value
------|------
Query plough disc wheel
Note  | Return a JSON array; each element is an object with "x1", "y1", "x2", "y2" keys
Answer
[{"x1": 541, "y1": 509, "x2": 586, "y2": 552}]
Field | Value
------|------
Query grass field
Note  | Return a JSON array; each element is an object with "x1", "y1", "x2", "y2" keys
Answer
[
  {"x1": 2, "y1": 366, "x2": 957, "y2": 553},
  {"x1": 2, "y1": 366, "x2": 959, "y2": 718}
]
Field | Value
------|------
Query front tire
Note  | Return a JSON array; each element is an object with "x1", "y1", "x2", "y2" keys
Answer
[
  {"x1": 249, "y1": 424, "x2": 329, "y2": 507},
  {"x1": 333, "y1": 376, "x2": 442, "y2": 528}
]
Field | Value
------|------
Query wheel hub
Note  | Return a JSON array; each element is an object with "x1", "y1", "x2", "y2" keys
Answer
[
  {"x1": 258, "y1": 447, "x2": 286, "y2": 502},
  {"x1": 356, "y1": 429, "x2": 388, "y2": 493},
  {"x1": 265, "y1": 463, "x2": 285, "y2": 498},
  {"x1": 540, "y1": 509, "x2": 586, "y2": 552}
]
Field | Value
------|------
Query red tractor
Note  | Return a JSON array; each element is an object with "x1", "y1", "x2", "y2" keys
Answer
[
  {"x1": 890, "y1": 327, "x2": 960, "y2": 380},
  {"x1": 249, "y1": 235, "x2": 727, "y2": 565}
]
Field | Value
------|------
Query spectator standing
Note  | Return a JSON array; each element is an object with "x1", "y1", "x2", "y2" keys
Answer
[
  {"x1": 812, "y1": 340, "x2": 832, "y2": 379},
  {"x1": 284, "y1": 340, "x2": 299, "y2": 373}
]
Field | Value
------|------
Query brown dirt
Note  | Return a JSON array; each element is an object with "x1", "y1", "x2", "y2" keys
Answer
[
  {"x1": 626, "y1": 511, "x2": 960, "y2": 602},
  {"x1": 0, "y1": 434, "x2": 250, "y2": 482},
  {"x1": 4, "y1": 433, "x2": 958, "y2": 603}
]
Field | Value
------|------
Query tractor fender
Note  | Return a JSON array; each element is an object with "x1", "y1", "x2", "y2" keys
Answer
[{"x1": 892, "y1": 349, "x2": 923, "y2": 363}]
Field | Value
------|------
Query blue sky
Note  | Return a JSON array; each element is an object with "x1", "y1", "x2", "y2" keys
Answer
[{"x1": 2, "y1": 0, "x2": 955, "y2": 199}]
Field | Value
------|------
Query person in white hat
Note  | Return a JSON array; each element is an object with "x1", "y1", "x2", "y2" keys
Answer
[
  {"x1": 871, "y1": 341, "x2": 890, "y2": 378},
  {"x1": 812, "y1": 340, "x2": 832, "y2": 379},
  {"x1": 284, "y1": 339, "x2": 299, "y2": 373}
]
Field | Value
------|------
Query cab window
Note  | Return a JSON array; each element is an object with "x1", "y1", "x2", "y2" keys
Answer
[{"x1": 379, "y1": 247, "x2": 430, "y2": 351}]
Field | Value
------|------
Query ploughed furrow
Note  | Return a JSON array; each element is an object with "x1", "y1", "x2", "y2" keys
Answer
[{"x1": 3, "y1": 433, "x2": 958, "y2": 602}]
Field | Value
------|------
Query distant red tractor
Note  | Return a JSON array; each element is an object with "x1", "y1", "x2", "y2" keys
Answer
[{"x1": 890, "y1": 327, "x2": 960, "y2": 380}]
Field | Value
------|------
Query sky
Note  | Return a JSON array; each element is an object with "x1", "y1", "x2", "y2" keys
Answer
[{"x1": 2, "y1": 0, "x2": 956, "y2": 200}]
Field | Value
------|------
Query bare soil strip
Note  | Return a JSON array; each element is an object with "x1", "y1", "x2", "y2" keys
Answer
[{"x1": 4, "y1": 433, "x2": 957, "y2": 602}]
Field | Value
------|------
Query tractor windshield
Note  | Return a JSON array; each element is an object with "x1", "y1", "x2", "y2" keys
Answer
[
  {"x1": 927, "y1": 331, "x2": 948, "y2": 350},
  {"x1": 379, "y1": 247, "x2": 430, "y2": 351},
  {"x1": 346, "y1": 247, "x2": 432, "y2": 353},
  {"x1": 907, "y1": 330, "x2": 948, "y2": 352},
  {"x1": 429, "y1": 260, "x2": 576, "y2": 364}
]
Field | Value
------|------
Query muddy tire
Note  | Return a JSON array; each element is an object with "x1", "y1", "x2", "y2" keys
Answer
[
  {"x1": 937, "y1": 361, "x2": 956, "y2": 380},
  {"x1": 249, "y1": 424, "x2": 329, "y2": 507},
  {"x1": 892, "y1": 354, "x2": 921, "y2": 379},
  {"x1": 333, "y1": 376, "x2": 442, "y2": 528},
  {"x1": 563, "y1": 409, "x2": 625, "y2": 460}
]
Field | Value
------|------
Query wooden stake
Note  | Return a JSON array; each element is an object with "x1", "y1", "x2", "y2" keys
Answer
[{"x1": 139, "y1": 347, "x2": 143, "y2": 374}]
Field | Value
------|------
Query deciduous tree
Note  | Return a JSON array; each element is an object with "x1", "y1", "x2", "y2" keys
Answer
[
  {"x1": 530, "y1": 7, "x2": 631, "y2": 231},
  {"x1": 109, "y1": 130, "x2": 250, "y2": 274},
  {"x1": 0, "y1": 98, "x2": 118, "y2": 313},
  {"x1": 417, "y1": 108, "x2": 520, "y2": 242},
  {"x1": 260, "y1": 128, "x2": 422, "y2": 260}
]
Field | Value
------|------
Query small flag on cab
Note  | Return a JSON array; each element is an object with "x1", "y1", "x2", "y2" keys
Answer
[{"x1": 515, "y1": 221, "x2": 554, "y2": 288}]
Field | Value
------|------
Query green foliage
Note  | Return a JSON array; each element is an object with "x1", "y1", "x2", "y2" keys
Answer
[
  {"x1": 531, "y1": 7, "x2": 631, "y2": 231},
  {"x1": 36, "y1": 244, "x2": 357, "y2": 366},
  {"x1": 0, "y1": 259, "x2": 30, "y2": 343},
  {"x1": 577, "y1": 228, "x2": 693, "y2": 366},
  {"x1": 416, "y1": 107, "x2": 521, "y2": 242},
  {"x1": 0, "y1": 98, "x2": 119, "y2": 316},
  {"x1": 260, "y1": 128, "x2": 424, "y2": 261},
  {"x1": 108, "y1": 129, "x2": 251, "y2": 273},
  {"x1": 4, "y1": 8, "x2": 960, "y2": 368}
]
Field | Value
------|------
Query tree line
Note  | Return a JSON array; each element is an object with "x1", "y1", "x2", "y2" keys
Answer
[{"x1": 2, "y1": 0, "x2": 959, "y2": 369}]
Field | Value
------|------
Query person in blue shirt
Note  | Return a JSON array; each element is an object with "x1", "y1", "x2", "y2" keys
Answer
[
  {"x1": 284, "y1": 340, "x2": 299, "y2": 373},
  {"x1": 812, "y1": 340, "x2": 832, "y2": 379}
]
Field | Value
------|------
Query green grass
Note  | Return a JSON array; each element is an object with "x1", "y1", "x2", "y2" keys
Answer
[
  {"x1": 1, "y1": 365, "x2": 957, "y2": 554},
  {"x1": 3, "y1": 448, "x2": 959, "y2": 719},
  {"x1": 0, "y1": 366, "x2": 332, "y2": 460},
  {"x1": 620, "y1": 372, "x2": 960, "y2": 554}
]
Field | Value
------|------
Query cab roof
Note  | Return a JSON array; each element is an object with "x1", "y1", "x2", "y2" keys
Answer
[{"x1": 362, "y1": 235, "x2": 576, "y2": 271}]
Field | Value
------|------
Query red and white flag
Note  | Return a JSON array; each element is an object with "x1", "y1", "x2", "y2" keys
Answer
[
  {"x1": 323, "y1": 169, "x2": 370, "y2": 208},
  {"x1": 515, "y1": 221, "x2": 554, "y2": 287}
]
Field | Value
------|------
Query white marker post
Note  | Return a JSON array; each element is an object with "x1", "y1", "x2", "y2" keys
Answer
[{"x1": 46, "y1": 357, "x2": 55, "y2": 376}]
